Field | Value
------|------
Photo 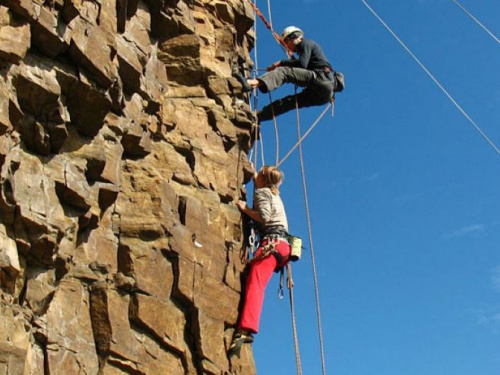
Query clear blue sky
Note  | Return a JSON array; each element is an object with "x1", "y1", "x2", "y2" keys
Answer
[{"x1": 245, "y1": 1, "x2": 500, "y2": 374}]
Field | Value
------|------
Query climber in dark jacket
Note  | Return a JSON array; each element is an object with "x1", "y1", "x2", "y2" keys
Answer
[{"x1": 235, "y1": 26, "x2": 337, "y2": 122}]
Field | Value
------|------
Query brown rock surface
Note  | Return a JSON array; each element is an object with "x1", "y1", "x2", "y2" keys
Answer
[
  {"x1": 0, "y1": 0, "x2": 257, "y2": 374},
  {"x1": 0, "y1": 22, "x2": 30, "y2": 64}
]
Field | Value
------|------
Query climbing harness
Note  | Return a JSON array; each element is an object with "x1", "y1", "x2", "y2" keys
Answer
[
  {"x1": 362, "y1": 0, "x2": 500, "y2": 158},
  {"x1": 246, "y1": 236, "x2": 281, "y2": 265},
  {"x1": 246, "y1": 233, "x2": 302, "y2": 266}
]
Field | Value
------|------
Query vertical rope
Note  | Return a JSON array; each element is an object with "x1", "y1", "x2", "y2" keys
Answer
[
  {"x1": 253, "y1": 124, "x2": 259, "y2": 168},
  {"x1": 243, "y1": 0, "x2": 288, "y2": 51},
  {"x1": 264, "y1": 0, "x2": 280, "y2": 167},
  {"x1": 287, "y1": 264, "x2": 303, "y2": 375},
  {"x1": 267, "y1": 0, "x2": 274, "y2": 29},
  {"x1": 294, "y1": 88, "x2": 327, "y2": 375},
  {"x1": 259, "y1": 134, "x2": 266, "y2": 166},
  {"x1": 251, "y1": 0, "x2": 260, "y2": 170},
  {"x1": 268, "y1": 92, "x2": 280, "y2": 166}
]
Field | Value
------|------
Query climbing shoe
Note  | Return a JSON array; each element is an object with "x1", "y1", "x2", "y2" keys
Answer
[
  {"x1": 232, "y1": 73, "x2": 253, "y2": 93},
  {"x1": 228, "y1": 331, "x2": 254, "y2": 357}
]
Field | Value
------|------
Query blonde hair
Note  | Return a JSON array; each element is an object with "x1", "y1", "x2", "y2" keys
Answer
[{"x1": 259, "y1": 166, "x2": 283, "y2": 195}]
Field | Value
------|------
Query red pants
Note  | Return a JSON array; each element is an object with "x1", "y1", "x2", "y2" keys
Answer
[{"x1": 238, "y1": 239, "x2": 291, "y2": 333}]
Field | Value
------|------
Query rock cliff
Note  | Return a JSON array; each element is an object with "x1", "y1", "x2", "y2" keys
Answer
[{"x1": 0, "y1": 0, "x2": 258, "y2": 373}]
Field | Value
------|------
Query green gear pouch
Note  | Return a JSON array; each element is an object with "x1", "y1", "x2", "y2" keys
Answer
[{"x1": 288, "y1": 235, "x2": 302, "y2": 262}]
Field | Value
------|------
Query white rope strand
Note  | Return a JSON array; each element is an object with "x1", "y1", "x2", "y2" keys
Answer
[
  {"x1": 259, "y1": 134, "x2": 266, "y2": 166},
  {"x1": 267, "y1": 0, "x2": 274, "y2": 30},
  {"x1": 361, "y1": 0, "x2": 500, "y2": 158},
  {"x1": 269, "y1": 93, "x2": 280, "y2": 166},
  {"x1": 251, "y1": 0, "x2": 260, "y2": 169},
  {"x1": 451, "y1": 0, "x2": 500, "y2": 46},
  {"x1": 266, "y1": 0, "x2": 280, "y2": 166},
  {"x1": 277, "y1": 103, "x2": 332, "y2": 167}
]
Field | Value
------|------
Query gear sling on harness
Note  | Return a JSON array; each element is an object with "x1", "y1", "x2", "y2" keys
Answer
[
  {"x1": 248, "y1": 235, "x2": 286, "y2": 266},
  {"x1": 248, "y1": 231, "x2": 302, "y2": 266}
]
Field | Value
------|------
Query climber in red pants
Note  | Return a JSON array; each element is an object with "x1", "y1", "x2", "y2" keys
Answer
[{"x1": 228, "y1": 165, "x2": 291, "y2": 357}]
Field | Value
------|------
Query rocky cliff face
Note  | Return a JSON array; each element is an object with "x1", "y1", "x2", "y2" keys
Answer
[{"x1": 0, "y1": 0, "x2": 257, "y2": 373}]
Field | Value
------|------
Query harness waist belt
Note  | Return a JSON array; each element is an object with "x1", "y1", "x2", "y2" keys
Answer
[
  {"x1": 261, "y1": 234, "x2": 289, "y2": 244},
  {"x1": 260, "y1": 227, "x2": 287, "y2": 238},
  {"x1": 314, "y1": 67, "x2": 335, "y2": 82}
]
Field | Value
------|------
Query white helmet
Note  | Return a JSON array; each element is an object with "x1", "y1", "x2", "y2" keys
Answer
[{"x1": 281, "y1": 26, "x2": 304, "y2": 42}]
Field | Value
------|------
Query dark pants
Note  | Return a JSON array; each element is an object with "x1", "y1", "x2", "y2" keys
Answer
[{"x1": 257, "y1": 67, "x2": 334, "y2": 122}]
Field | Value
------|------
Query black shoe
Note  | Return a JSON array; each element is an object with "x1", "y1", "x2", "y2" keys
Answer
[
  {"x1": 232, "y1": 73, "x2": 253, "y2": 93},
  {"x1": 228, "y1": 331, "x2": 254, "y2": 357}
]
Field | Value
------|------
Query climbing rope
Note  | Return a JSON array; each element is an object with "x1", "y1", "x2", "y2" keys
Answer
[
  {"x1": 249, "y1": 108, "x2": 266, "y2": 167},
  {"x1": 248, "y1": 0, "x2": 265, "y2": 170},
  {"x1": 362, "y1": 0, "x2": 500, "y2": 158},
  {"x1": 268, "y1": 92, "x2": 280, "y2": 166},
  {"x1": 259, "y1": 134, "x2": 266, "y2": 166},
  {"x1": 266, "y1": 0, "x2": 274, "y2": 30},
  {"x1": 294, "y1": 87, "x2": 327, "y2": 375},
  {"x1": 451, "y1": 0, "x2": 500, "y2": 46},
  {"x1": 252, "y1": 0, "x2": 260, "y2": 169},
  {"x1": 287, "y1": 264, "x2": 303, "y2": 375},
  {"x1": 246, "y1": 0, "x2": 284, "y2": 167},
  {"x1": 243, "y1": 0, "x2": 288, "y2": 51}
]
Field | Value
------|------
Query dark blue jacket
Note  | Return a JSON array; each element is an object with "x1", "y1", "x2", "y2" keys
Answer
[{"x1": 279, "y1": 38, "x2": 333, "y2": 72}]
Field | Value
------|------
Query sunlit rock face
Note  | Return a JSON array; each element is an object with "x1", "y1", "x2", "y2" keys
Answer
[{"x1": 0, "y1": 0, "x2": 257, "y2": 373}]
